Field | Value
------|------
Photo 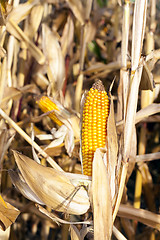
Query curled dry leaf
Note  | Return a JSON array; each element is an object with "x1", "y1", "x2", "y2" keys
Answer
[
  {"x1": 92, "y1": 148, "x2": 112, "y2": 240},
  {"x1": 12, "y1": 151, "x2": 90, "y2": 215},
  {"x1": 0, "y1": 195, "x2": 20, "y2": 231}
]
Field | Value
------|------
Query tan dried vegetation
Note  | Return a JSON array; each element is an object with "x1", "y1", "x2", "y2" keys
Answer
[{"x1": 0, "y1": 0, "x2": 159, "y2": 239}]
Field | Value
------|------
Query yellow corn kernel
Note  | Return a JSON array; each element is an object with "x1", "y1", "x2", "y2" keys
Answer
[
  {"x1": 37, "y1": 96, "x2": 63, "y2": 126},
  {"x1": 81, "y1": 80, "x2": 110, "y2": 176}
]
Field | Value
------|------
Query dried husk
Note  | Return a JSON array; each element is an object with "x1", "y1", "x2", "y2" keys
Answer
[
  {"x1": 9, "y1": 170, "x2": 44, "y2": 205},
  {"x1": 92, "y1": 148, "x2": 112, "y2": 240},
  {"x1": 12, "y1": 151, "x2": 90, "y2": 215}
]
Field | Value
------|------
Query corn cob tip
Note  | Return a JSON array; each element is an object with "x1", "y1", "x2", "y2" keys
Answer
[{"x1": 92, "y1": 80, "x2": 105, "y2": 91}]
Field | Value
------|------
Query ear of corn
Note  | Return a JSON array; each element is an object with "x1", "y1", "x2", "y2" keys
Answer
[
  {"x1": 81, "y1": 80, "x2": 109, "y2": 176},
  {"x1": 37, "y1": 96, "x2": 63, "y2": 126}
]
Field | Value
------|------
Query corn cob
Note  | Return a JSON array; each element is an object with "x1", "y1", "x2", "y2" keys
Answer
[
  {"x1": 37, "y1": 96, "x2": 63, "y2": 126},
  {"x1": 81, "y1": 80, "x2": 109, "y2": 176}
]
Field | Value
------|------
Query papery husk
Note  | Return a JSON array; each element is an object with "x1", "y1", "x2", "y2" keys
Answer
[
  {"x1": 9, "y1": 170, "x2": 44, "y2": 205},
  {"x1": 13, "y1": 151, "x2": 90, "y2": 215},
  {"x1": 92, "y1": 148, "x2": 112, "y2": 240}
]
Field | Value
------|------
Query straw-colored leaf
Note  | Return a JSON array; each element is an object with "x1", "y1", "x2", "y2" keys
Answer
[
  {"x1": 118, "y1": 204, "x2": 160, "y2": 231},
  {"x1": 13, "y1": 151, "x2": 90, "y2": 215},
  {"x1": 124, "y1": 64, "x2": 143, "y2": 160},
  {"x1": 107, "y1": 92, "x2": 118, "y2": 203},
  {"x1": 135, "y1": 103, "x2": 160, "y2": 124},
  {"x1": 6, "y1": 19, "x2": 45, "y2": 65},
  {"x1": 136, "y1": 152, "x2": 160, "y2": 162},
  {"x1": 140, "y1": 60, "x2": 155, "y2": 91},
  {"x1": 65, "y1": 0, "x2": 85, "y2": 25},
  {"x1": 61, "y1": 15, "x2": 74, "y2": 57},
  {"x1": 92, "y1": 148, "x2": 112, "y2": 240},
  {"x1": 25, "y1": 4, "x2": 44, "y2": 39},
  {"x1": 0, "y1": 195, "x2": 20, "y2": 231},
  {"x1": 0, "y1": 129, "x2": 15, "y2": 167},
  {"x1": 131, "y1": 0, "x2": 147, "y2": 71},
  {"x1": 42, "y1": 24, "x2": 65, "y2": 91},
  {"x1": 7, "y1": 0, "x2": 38, "y2": 24}
]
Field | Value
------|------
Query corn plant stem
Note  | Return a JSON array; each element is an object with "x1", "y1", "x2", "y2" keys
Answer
[{"x1": 0, "y1": 108, "x2": 63, "y2": 172}]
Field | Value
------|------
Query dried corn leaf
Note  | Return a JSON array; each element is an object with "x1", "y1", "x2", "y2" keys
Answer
[
  {"x1": 0, "y1": 195, "x2": 20, "y2": 231},
  {"x1": 135, "y1": 103, "x2": 160, "y2": 124},
  {"x1": 140, "y1": 60, "x2": 155, "y2": 91},
  {"x1": 124, "y1": 64, "x2": 143, "y2": 160},
  {"x1": 8, "y1": 0, "x2": 38, "y2": 24},
  {"x1": 13, "y1": 151, "x2": 90, "y2": 215},
  {"x1": 61, "y1": 15, "x2": 74, "y2": 57},
  {"x1": 118, "y1": 204, "x2": 160, "y2": 231},
  {"x1": 0, "y1": 129, "x2": 15, "y2": 167},
  {"x1": 136, "y1": 152, "x2": 160, "y2": 162},
  {"x1": 42, "y1": 24, "x2": 65, "y2": 91},
  {"x1": 117, "y1": 103, "x2": 160, "y2": 129},
  {"x1": 92, "y1": 148, "x2": 112, "y2": 240},
  {"x1": 6, "y1": 19, "x2": 45, "y2": 65},
  {"x1": 1, "y1": 87, "x2": 22, "y2": 104},
  {"x1": 25, "y1": 4, "x2": 44, "y2": 39},
  {"x1": 107, "y1": 92, "x2": 118, "y2": 203},
  {"x1": 65, "y1": 0, "x2": 85, "y2": 25}
]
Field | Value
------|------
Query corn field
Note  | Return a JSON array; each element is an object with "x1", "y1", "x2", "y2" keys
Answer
[{"x1": 0, "y1": 0, "x2": 160, "y2": 239}]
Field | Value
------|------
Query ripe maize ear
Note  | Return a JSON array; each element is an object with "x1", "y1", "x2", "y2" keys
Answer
[
  {"x1": 81, "y1": 80, "x2": 110, "y2": 176},
  {"x1": 37, "y1": 96, "x2": 63, "y2": 126}
]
